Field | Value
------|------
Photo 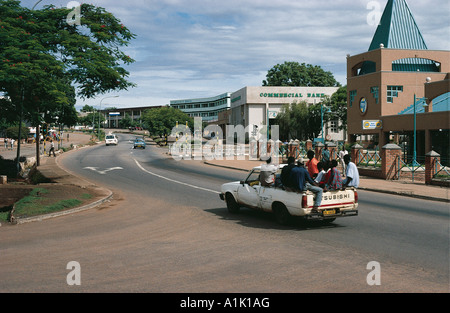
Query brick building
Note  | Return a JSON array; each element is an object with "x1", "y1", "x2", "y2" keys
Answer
[{"x1": 346, "y1": 0, "x2": 449, "y2": 162}]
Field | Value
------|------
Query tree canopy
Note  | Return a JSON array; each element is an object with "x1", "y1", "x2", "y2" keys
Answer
[
  {"x1": 263, "y1": 61, "x2": 340, "y2": 87},
  {"x1": 142, "y1": 107, "x2": 194, "y2": 137},
  {"x1": 275, "y1": 86, "x2": 347, "y2": 142},
  {"x1": 0, "y1": 0, "x2": 136, "y2": 128},
  {"x1": 275, "y1": 101, "x2": 323, "y2": 141},
  {"x1": 328, "y1": 85, "x2": 347, "y2": 131}
]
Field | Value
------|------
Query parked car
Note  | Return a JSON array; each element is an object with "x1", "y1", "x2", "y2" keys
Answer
[
  {"x1": 133, "y1": 138, "x2": 146, "y2": 149},
  {"x1": 105, "y1": 134, "x2": 118, "y2": 146}
]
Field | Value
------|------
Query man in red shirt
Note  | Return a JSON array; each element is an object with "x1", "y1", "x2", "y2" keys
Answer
[{"x1": 305, "y1": 150, "x2": 319, "y2": 179}]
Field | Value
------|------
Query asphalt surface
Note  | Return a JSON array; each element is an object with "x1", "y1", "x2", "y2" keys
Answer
[{"x1": 0, "y1": 132, "x2": 448, "y2": 293}]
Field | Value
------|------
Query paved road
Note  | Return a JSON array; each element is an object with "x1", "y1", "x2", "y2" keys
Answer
[{"x1": 0, "y1": 133, "x2": 448, "y2": 293}]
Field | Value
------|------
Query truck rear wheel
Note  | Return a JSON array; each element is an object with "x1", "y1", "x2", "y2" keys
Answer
[
  {"x1": 273, "y1": 203, "x2": 291, "y2": 225},
  {"x1": 226, "y1": 193, "x2": 240, "y2": 214}
]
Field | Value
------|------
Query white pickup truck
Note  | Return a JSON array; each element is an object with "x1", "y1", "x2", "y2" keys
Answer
[{"x1": 219, "y1": 165, "x2": 359, "y2": 225}]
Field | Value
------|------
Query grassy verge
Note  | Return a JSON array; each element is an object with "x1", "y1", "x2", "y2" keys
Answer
[
  {"x1": 10, "y1": 188, "x2": 92, "y2": 220},
  {"x1": 0, "y1": 206, "x2": 12, "y2": 222}
]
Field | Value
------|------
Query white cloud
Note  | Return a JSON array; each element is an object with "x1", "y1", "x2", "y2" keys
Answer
[{"x1": 19, "y1": 0, "x2": 450, "y2": 109}]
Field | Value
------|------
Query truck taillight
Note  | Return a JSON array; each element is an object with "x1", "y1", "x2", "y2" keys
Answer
[
  {"x1": 302, "y1": 195, "x2": 308, "y2": 207},
  {"x1": 354, "y1": 191, "x2": 358, "y2": 203}
]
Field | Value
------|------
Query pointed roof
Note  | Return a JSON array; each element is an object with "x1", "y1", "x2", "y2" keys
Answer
[{"x1": 369, "y1": 0, "x2": 428, "y2": 51}]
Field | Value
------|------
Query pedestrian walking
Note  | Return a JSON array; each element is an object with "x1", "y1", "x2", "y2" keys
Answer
[
  {"x1": 10, "y1": 138, "x2": 15, "y2": 150},
  {"x1": 3, "y1": 138, "x2": 8, "y2": 150},
  {"x1": 49, "y1": 140, "x2": 56, "y2": 157}
]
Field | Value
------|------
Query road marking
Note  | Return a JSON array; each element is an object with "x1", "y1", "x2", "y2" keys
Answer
[
  {"x1": 133, "y1": 159, "x2": 220, "y2": 194},
  {"x1": 84, "y1": 167, "x2": 124, "y2": 175}
]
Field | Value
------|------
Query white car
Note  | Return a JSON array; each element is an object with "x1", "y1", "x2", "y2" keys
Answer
[
  {"x1": 220, "y1": 165, "x2": 359, "y2": 225},
  {"x1": 105, "y1": 134, "x2": 118, "y2": 146}
]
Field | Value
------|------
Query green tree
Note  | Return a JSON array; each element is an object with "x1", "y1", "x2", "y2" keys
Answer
[
  {"x1": 0, "y1": 0, "x2": 136, "y2": 171},
  {"x1": 6, "y1": 124, "x2": 29, "y2": 140},
  {"x1": 142, "y1": 107, "x2": 193, "y2": 137},
  {"x1": 81, "y1": 105, "x2": 95, "y2": 113},
  {"x1": 78, "y1": 112, "x2": 105, "y2": 129},
  {"x1": 276, "y1": 100, "x2": 325, "y2": 141},
  {"x1": 119, "y1": 113, "x2": 135, "y2": 129},
  {"x1": 328, "y1": 85, "x2": 348, "y2": 131},
  {"x1": 263, "y1": 61, "x2": 340, "y2": 87}
]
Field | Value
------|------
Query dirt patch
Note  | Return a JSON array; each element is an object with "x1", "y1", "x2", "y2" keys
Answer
[
  {"x1": 0, "y1": 183, "x2": 107, "y2": 223},
  {"x1": 0, "y1": 185, "x2": 35, "y2": 209}
]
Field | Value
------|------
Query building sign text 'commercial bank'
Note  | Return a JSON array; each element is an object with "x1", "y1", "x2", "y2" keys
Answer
[{"x1": 259, "y1": 93, "x2": 326, "y2": 99}]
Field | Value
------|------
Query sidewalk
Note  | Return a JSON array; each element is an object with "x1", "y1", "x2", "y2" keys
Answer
[
  {"x1": 1, "y1": 132, "x2": 112, "y2": 225},
  {"x1": 0, "y1": 131, "x2": 97, "y2": 160},
  {"x1": 203, "y1": 158, "x2": 449, "y2": 203}
]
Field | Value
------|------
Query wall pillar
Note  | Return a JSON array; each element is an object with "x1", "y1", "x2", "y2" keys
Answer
[
  {"x1": 351, "y1": 144, "x2": 363, "y2": 165},
  {"x1": 328, "y1": 142, "x2": 337, "y2": 160},
  {"x1": 425, "y1": 150, "x2": 440, "y2": 185},
  {"x1": 305, "y1": 140, "x2": 313, "y2": 151},
  {"x1": 315, "y1": 142, "x2": 324, "y2": 161},
  {"x1": 381, "y1": 143, "x2": 402, "y2": 180}
]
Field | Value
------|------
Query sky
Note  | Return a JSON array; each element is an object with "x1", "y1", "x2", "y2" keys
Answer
[{"x1": 18, "y1": 0, "x2": 450, "y2": 111}]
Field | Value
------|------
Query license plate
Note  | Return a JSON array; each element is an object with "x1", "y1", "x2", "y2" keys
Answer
[{"x1": 323, "y1": 209, "x2": 336, "y2": 216}]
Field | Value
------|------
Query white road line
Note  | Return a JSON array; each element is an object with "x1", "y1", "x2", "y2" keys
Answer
[{"x1": 133, "y1": 159, "x2": 221, "y2": 194}]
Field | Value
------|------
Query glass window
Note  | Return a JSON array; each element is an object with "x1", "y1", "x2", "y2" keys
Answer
[
  {"x1": 387, "y1": 86, "x2": 403, "y2": 103},
  {"x1": 330, "y1": 119, "x2": 339, "y2": 133},
  {"x1": 370, "y1": 86, "x2": 379, "y2": 104},
  {"x1": 245, "y1": 170, "x2": 261, "y2": 186},
  {"x1": 349, "y1": 90, "x2": 357, "y2": 107}
]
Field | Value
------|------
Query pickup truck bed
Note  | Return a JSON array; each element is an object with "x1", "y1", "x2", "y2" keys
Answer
[{"x1": 219, "y1": 165, "x2": 359, "y2": 225}]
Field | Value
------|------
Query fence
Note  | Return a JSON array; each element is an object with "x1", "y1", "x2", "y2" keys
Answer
[
  {"x1": 357, "y1": 149, "x2": 382, "y2": 168},
  {"x1": 394, "y1": 155, "x2": 426, "y2": 182}
]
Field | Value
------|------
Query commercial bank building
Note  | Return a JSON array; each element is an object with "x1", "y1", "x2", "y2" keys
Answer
[{"x1": 171, "y1": 86, "x2": 341, "y2": 141}]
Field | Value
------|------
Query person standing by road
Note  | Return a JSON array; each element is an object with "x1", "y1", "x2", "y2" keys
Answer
[
  {"x1": 10, "y1": 138, "x2": 15, "y2": 150},
  {"x1": 343, "y1": 155, "x2": 360, "y2": 188},
  {"x1": 339, "y1": 148, "x2": 348, "y2": 177},
  {"x1": 49, "y1": 140, "x2": 56, "y2": 157},
  {"x1": 321, "y1": 144, "x2": 330, "y2": 163},
  {"x1": 3, "y1": 138, "x2": 8, "y2": 150}
]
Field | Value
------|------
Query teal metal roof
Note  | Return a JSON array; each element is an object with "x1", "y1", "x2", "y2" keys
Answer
[
  {"x1": 360, "y1": 0, "x2": 439, "y2": 75},
  {"x1": 398, "y1": 92, "x2": 449, "y2": 115},
  {"x1": 369, "y1": 0, "x2": 428, "y2": 50}
]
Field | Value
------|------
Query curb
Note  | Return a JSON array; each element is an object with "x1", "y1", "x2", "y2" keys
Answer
[
  {"x1": 12, "y1": 140, "x2": 115, "y2": 225},
  {"x1": 15, "y1": 190, "x2": 113, "y2": 225},
  {"x1": 203, "y1": 161, "x2": 249, "y2": 172},
  {"x1": 357, "y1": 187, "x2": 449, "y2": 203}
]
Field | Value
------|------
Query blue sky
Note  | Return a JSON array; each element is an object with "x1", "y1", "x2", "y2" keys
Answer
[{"x1": 18, "y1": 0, "x2": 450, "y2": 110}]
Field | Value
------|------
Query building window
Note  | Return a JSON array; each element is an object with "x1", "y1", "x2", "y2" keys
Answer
[
  {"x1": 330, "y1": 119, "x2": 339, "y2": 133},
  {"x1": 387, "y1": 86, "x2": 403, "y2": 103},
  {"x1": 370, "y1": 86, "x2": 379, "y2": 104},
  {"x1": 349, "y1": 90, "x2": 357, "y2": 107}
]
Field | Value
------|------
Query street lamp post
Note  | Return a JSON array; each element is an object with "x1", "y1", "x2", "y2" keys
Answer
[
  {"x1": 321, "y1": 103, "x2": 331, "y2": 144},
  {"x1": 98, "y1": 95, "x2": 119, "y2": 140},
  {"x1": 412, "y1": 94, "x2": 427, "y2": 166}
]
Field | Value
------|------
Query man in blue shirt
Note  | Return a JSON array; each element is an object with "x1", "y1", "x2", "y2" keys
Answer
[{"x1": 290, "y1": 158, "x2": 324, "y2": 212}]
